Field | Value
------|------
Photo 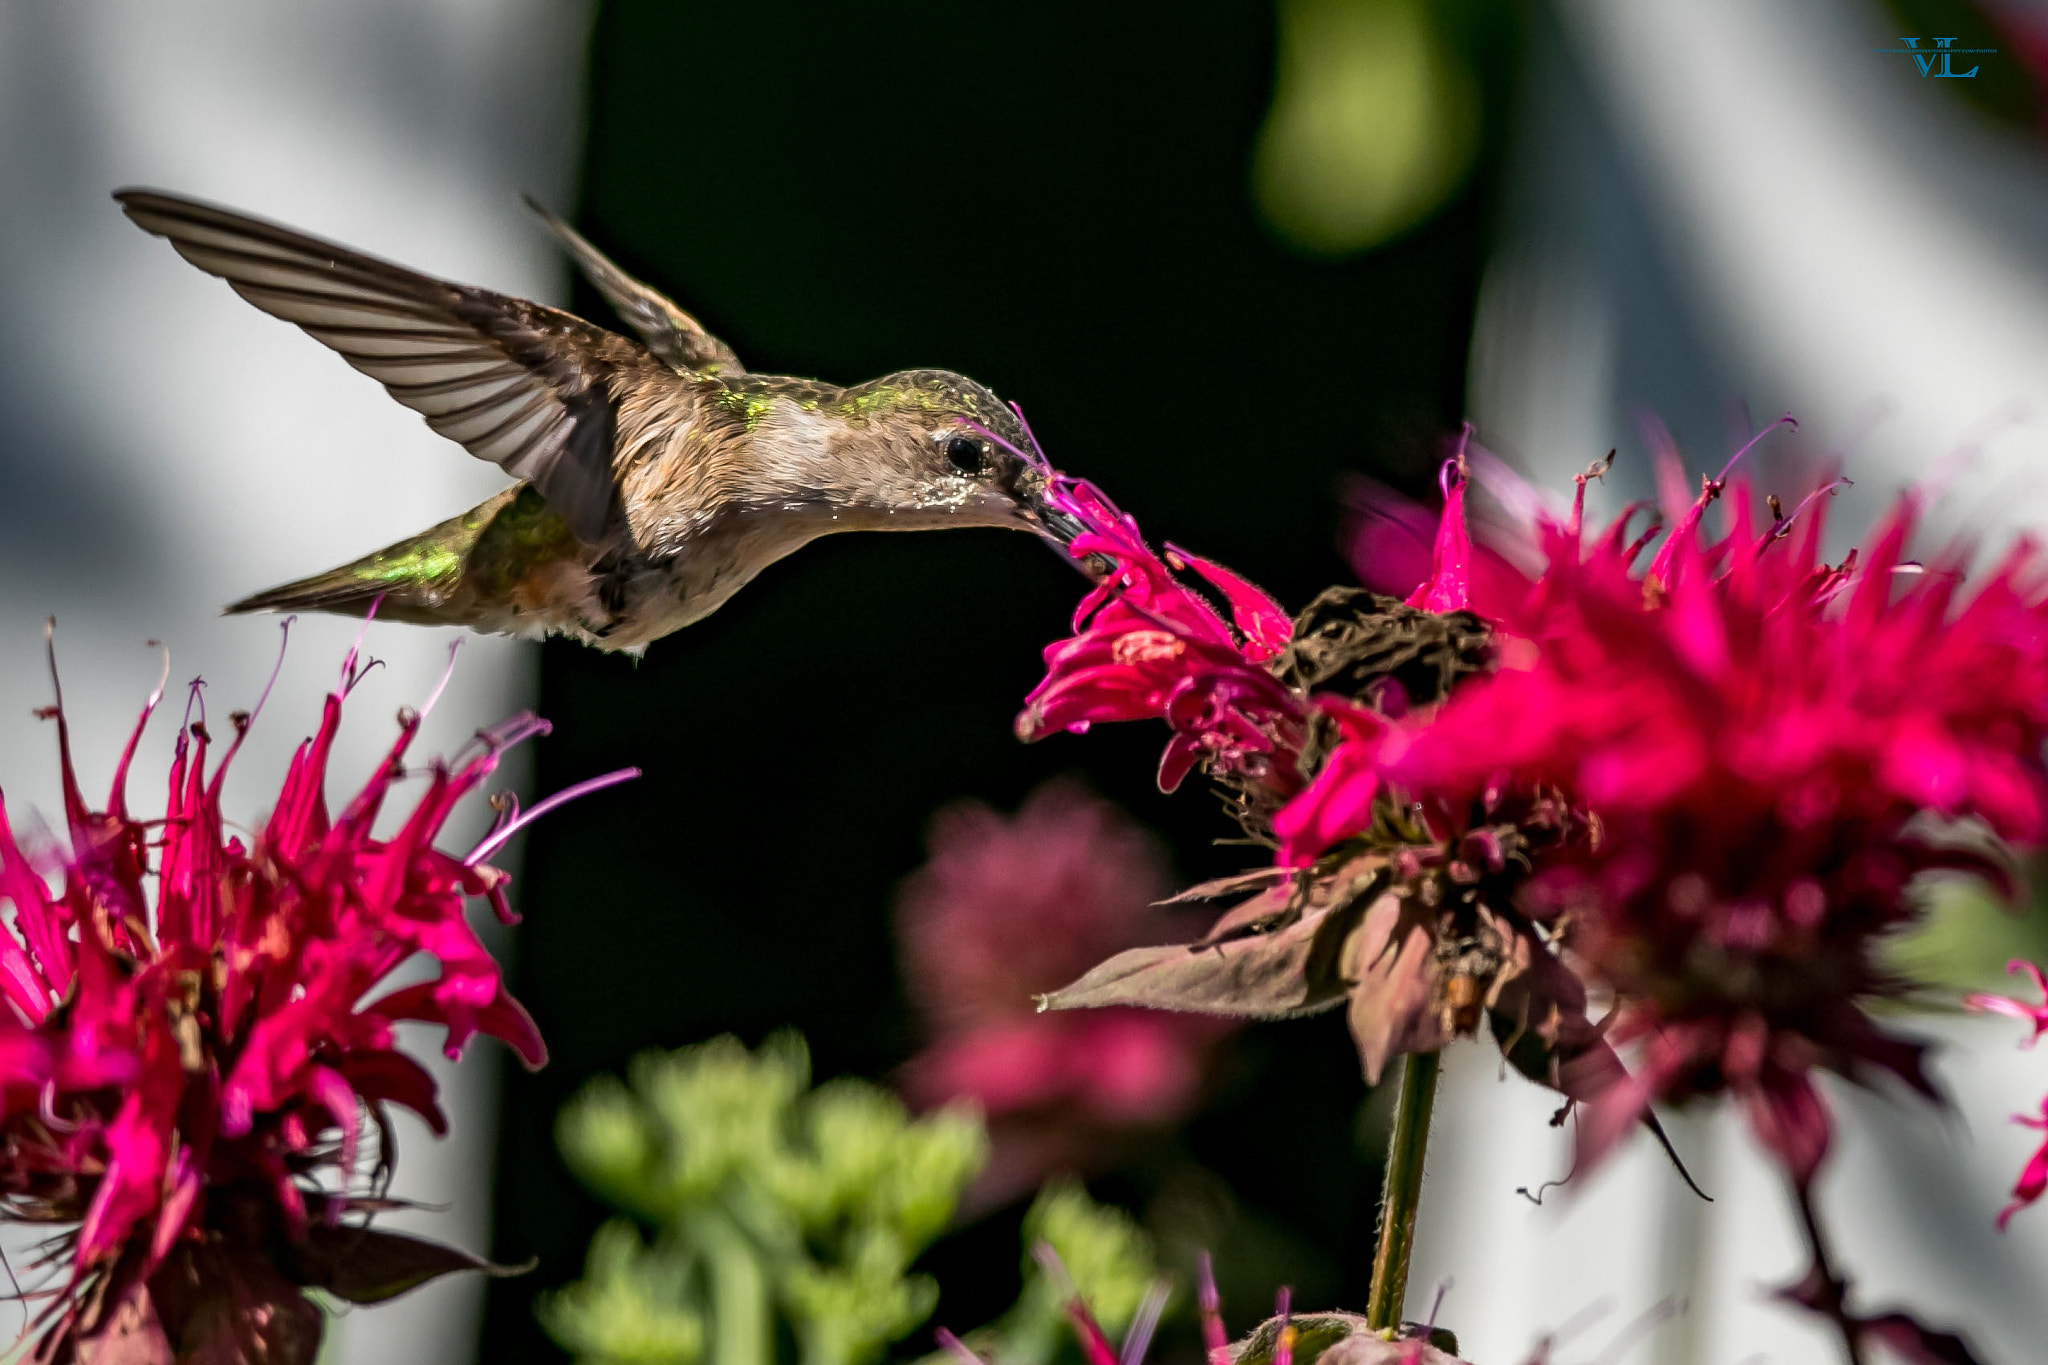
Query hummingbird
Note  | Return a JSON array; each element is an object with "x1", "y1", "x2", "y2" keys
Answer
[{"x1": 115, "y1": 188, "x2": 1073, "y2": 653}]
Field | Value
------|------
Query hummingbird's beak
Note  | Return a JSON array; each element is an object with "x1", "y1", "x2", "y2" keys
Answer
[
  {"x1": 1015, "y1": 472, "x2": 1114, "y2": 582},
  {"x1": 1017, "y1": 471, "x2": 1088, "y2": 547},
  {"x1": 1033, "y1": 501, "x2": 1090, "y2": 547}
]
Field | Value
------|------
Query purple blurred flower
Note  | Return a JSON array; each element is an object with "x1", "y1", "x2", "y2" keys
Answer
[{"x1": 896, "y1": 781, "x2": 1226, "y2": 1200}]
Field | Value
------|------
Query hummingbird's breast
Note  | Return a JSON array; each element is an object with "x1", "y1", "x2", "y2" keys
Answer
[
  {"x1": 535, "y1": 505, "x2": 836, "y2": 652},
  {"x1": 514, "y1": 386, "x2": 833, "y2": 647},
  {"x1": 508, "y1": 375, "x2": 910, "y2": 651}
]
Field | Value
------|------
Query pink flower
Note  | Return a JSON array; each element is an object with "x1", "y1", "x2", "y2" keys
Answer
[
  {"x1": 1026, "y1": 454, "x2": 1578, "y2": 1096},
  {"x1": 1404, "y1": 439, "x2": 1475, "y2": 614},
  {"x1": 1029, "y1": 424, "x2": 2020, "y2": 1358},
  {"x1": 896, "y1": 781, "x2": 1226, "y2": 1203},
  {"x1": 1968, "y1": 960, "x2": 2048, "y2": 1226},
  {"x1": 1269, "y1": 698, "x2": 1387, "y2": 867},
  {"x1": 0, "y1": 635, "x2": 632, "y2": 1364},
  {"x1": 1017, "y1": 477, "x2": 1303, "y2": 797},
  {"x1": 1310, "y1": 437, "x2": 2048, "y2": 1193},
  {"x1": 1341, "y1": 433, "x2": 1550, "y2": 619},
  {"x1": 1999, "y1": 1098, "x2": 2048, "y2": 1230}
]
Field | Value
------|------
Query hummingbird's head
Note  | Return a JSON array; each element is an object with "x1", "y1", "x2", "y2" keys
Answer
[{"x1": 825, "y1": 369, "x2": 1061, "y2": 535}]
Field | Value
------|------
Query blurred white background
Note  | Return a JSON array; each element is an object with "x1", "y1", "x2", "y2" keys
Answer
[
  {"x1": 0, "y1": 3, "x2": 589, "y2": 1361},
  {"x1": 1425, "y1": 1, "x2": 2048, "y2": 1362}
]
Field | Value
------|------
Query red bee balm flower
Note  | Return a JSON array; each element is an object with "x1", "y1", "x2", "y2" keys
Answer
[
  {"x1": 1016, "y1": 477, "x2": 1301, "y2": 797},
  {"x1": 1302, "y1": 446, "x2": 2048, "y2": 1197},
  {"x1": 0, "y1": 638, "x2": 632, "y2": 1365},
  {"x1": 1025, "y1": 425, "x2": 2023, "y2": 1360}
]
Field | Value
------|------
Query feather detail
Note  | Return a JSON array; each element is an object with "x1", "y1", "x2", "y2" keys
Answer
[
  {"x1": 522, "y1": 197, "x2": 743, "y2": 376},
  {"x1": 115, "y1": 187, "x2": 669, "y2": 542}
]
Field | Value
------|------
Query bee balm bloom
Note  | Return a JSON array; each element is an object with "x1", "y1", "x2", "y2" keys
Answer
[
  {"x1": 1028, "y1": 423, "x2": 2031, "y2": 1359},
  {"x1": 1026, "y1": 456, "x2": 1589, "y2": 1098},
  {"x1": 0, "y1": 639, "x2": 631, "y2": 1365},
  {"x1": 1329, "y1": 464, "x2": 2048, "y2": 1192},
  {"x1": 1017, "y1": 476, "x2": 1302, "y2": 801}
]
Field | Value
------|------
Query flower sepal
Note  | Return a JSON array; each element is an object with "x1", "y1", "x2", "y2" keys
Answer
[{"x1": 1229, "y1": 1311, "x2": 1469, "y2": 1365}]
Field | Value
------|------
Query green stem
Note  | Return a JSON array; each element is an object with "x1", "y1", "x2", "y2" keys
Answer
[
  {"x1": 1366, "y1": 1050, "x2": 1442, "y2": 1333},
  {"x1": 688, "y1": 1207, "x2": 773, "y2": 1365}
]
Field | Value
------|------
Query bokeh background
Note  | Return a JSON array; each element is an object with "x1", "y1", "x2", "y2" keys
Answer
[{"x1": 3, "y1": 1, "x2": 2048, "y2": 1362}]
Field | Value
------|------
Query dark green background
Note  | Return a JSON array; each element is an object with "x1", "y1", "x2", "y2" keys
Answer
[{"x1": 484, "y1": 3, "x2": 1519, "y2": 1358}]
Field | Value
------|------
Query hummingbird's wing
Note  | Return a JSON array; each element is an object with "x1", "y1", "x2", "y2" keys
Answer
[
  {"x1": 116, "y1": 188, "x2": 658, "y2": 543},
  {"x1": 522, "y1": 197, "x2": 744, "y2": 377}
]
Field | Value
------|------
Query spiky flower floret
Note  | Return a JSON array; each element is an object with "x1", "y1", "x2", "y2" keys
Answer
[
  {"x1": 0, "y1": 637, "x2": 629, "y2": 1365},
  {"x1": 1014, "y1": 477, "x2": 1301, "y2": 803},
  {"x1": 1967, "y1": 960, "x2": 2048, "y2": 1228},
  {"x1": 938, "y1": 1247, "x2": 1474, "y2": 1365},
  {"x1": 1271, "y1": 446, "x2": 2048, "y2": 1359}
]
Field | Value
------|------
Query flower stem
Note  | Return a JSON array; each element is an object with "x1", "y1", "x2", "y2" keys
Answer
[
  {"x1": 1366, "y1": 1049, "x2": 1442, "y2": 1332},
  {"x1": 688, "y1": 1206, "x2": 773, "y2": 1365},
  {"x1": 1790, "y1": 1180, "x2": 1868, "y2": 1365}
]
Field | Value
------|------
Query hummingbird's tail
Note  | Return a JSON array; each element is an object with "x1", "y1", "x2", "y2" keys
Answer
[
  {"x1": 226, "y1": 485, "x2": 583, "y2": 630},
  {"x1": 226, "y1": 564, "x2": 452, "y2": 625}
]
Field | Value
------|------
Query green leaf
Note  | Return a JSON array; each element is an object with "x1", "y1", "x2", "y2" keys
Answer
[
  {"x1": 635, "y1": 1033, "x2": 812, "y2": 1209},
  {"x1": 1023, "y1": 1183, "x2": 1157, "y2": 1338},
  {"x1": 548, "y1": 1032, "x2": 993, "y2": 1365},
  {"x1": 983, "y1": 1182, "x2": 1165, "y2": 1365},
  {"x1": 558, "y1": 1073, "x2": 663, "y2": 1218}
]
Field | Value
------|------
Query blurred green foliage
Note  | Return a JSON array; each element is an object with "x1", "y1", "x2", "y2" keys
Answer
[
  {"x1": 540, "y1": 1035, "x2": 1163, "y2": 1365},
  {"x1": 1252, "y1": 0, "x2": 1481, "y2": 256},
  {"x1": 1887, "y1": 864, "x2": 2048, "y2": 997}
]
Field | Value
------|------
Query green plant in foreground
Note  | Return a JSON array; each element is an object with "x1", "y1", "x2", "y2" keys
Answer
[
  {"x1": 934, "y1": 1181, "x2": 1161, "y2": 1365},
  {"x1": 539, "y1": 1033, "x2": 1162, "y2": 1365}
]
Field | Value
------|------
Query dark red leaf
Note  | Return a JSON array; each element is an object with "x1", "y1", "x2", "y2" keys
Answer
[
  {"x1": 291, "y1": 1226, "x2": 529, "y2": 1305},
  {"x1": 1038, "y1": 908, "x2": 1346, "y2": 1020}
]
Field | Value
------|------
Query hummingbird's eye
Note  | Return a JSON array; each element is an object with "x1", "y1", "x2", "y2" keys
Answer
[{"x1": 944, "y1": 434, "x2": 986, "y2": 476}]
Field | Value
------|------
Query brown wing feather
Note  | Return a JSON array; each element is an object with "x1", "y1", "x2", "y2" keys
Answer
[
  {"x1": 522, "y1": 197, "x2": 744, "y2": 377},
  {"x1": 115, "y1": 187, "x2": 654, "y2": 542}
]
